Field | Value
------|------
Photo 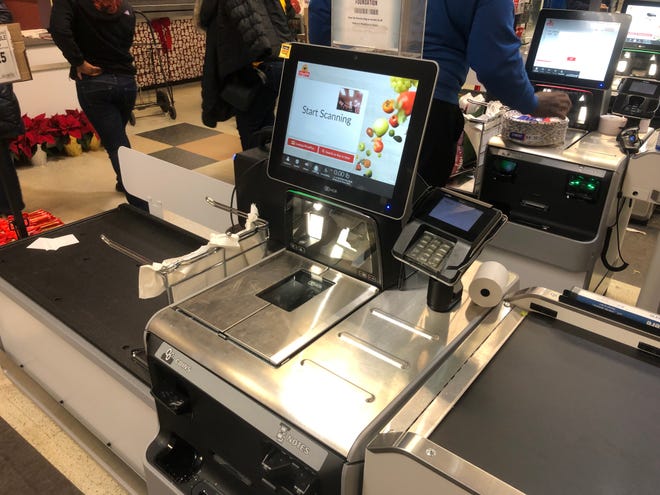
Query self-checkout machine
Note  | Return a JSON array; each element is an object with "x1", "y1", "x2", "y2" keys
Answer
[
  {"x1": 476, "y1": 9, "x2": 641, "y2": 292},
  {"x1": 141, "y1": 10, "x2": 518, "y2": 492},
  {"x1": 615, "y1": 0, "x2": 660, "y2": 83},
  {"x1": 613, "y1": 0, "x2": 660, "y2": 222},
  {"x1": 620, "y1": 128, "x2": 660, "y2": 312}
]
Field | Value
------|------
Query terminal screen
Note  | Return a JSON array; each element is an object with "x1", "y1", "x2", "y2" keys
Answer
[
  {"x1": 279, "y1": 61, "x2": 418, "y2": 201},
  {"x1": 428, "y1": 197, "x2": 483, "y2": 234},
  {"x1": 623, "y1": 2, "x2": 660, "y2": 51},
  {"x1": 530, "y1": 17, "x2": 622, "y2": 83},
  {"x1": 267, "y1": 43, "x2": 437, "y2": 220}
]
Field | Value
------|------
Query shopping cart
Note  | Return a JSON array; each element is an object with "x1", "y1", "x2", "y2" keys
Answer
[{"x1": 129, "y1": 10, "x2": 176, "y2": 124}]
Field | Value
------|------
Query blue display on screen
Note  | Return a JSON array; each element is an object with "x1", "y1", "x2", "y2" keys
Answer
[{"x1": 428, "y1": 197, "x2": 483, "y2": 233}]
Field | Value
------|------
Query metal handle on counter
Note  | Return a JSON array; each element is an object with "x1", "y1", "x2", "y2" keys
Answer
[
  {"x1": 157, "y1": 245, "x2": 224, "y2": 274},
  {"x1": 205, "y1": 196, "x2": 270, "y2": 238},
  {"x1": 205, "y1": 196, "x2": 252, "y2": 220},
  {"x1": 100, "y1": 234, "x2": 153, "y2": 265}
]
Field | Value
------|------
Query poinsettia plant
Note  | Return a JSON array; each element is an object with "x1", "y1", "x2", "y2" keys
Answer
[
  {"x1": 49, "y1": 111, "x2": 84, "y2": 155},
  {"x1": 8, "y1": 114, "x2": 57, "y2": 161},
  {"x1": 70, "y1": 109, "x2": 101, "y2": 152},
  {"x1": 9, "y1": 110, "x2": 102, "y2": 161},
  {"x1": 43, "y1": 110, "x2": 101, "y2": 156}
]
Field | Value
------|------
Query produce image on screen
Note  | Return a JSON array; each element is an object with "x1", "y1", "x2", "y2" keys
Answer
[
  {"x1": 268, "y1": 43, "x2": 438, "y2": 220},
  {"x1": 280, "y1": 61, "x2": 419, "y2": 200}
]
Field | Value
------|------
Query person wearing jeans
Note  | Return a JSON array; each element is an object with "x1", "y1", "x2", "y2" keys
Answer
[
  {"x1": 49, "y1": 0, "x2": 147, "y2": 210},
  {"x1": 75, "y1": 73, "x2": 138, "y2": 194}
]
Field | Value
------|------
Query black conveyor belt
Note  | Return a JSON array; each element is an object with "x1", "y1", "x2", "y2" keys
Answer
[
  {"x1": 0, "y1": 205, "x2": 206, "y2": 384},
  {"x1": 430, "y1": 312, "x2": 660, "y2": 495}
]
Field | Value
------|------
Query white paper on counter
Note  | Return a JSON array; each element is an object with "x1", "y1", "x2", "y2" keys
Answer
[{"x1": 27, "y1": 234, "x2": 79, "y2": 251}]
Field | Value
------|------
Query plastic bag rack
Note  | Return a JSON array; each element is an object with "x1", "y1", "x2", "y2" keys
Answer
[{"x1": 100, "y1": 199, "x2": 270, "y2": 303}]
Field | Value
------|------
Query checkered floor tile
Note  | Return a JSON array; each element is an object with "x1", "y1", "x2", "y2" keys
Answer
[{"x1": 134, "y1": 123, "x2": 242, "y2": 171}]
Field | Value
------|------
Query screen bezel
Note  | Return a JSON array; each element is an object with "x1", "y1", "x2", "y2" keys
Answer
[
  {"x1": 525, "y1": 9, "x2": 632, "y2": 90},
  {"x1": 622, "y1": 0, "x2": 660, "y2": 52},
  {"x1": 417, "y1": 189, "x2": 501, "y2": 244},
  {"x1": 267, "y1": 43, "x2": 438, "y2": 221}
]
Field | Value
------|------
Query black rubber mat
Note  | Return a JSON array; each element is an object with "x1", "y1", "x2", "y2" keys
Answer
[
  {"x1": 0, "y1": 417, "x2": 83, "y2": 494},
  {"x1": 429, "y1": 312, "x2": 660, "y2": 494},
  {"x1": 0, "y1": 205, "x2": 206, "y2": 384}
]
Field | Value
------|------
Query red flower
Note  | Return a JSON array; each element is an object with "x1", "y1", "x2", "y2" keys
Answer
[
  {"x1": 8, "y1": 110, "x2": 99, "y2": 160},
  {"x1": 49, "y1": 112, "x2": 84, "y2": 140},
  {"x1": 25, "y1": 113, "x2": 57, "y2": 146}
]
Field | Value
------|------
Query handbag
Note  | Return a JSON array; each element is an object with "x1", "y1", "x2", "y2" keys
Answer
[{"x1": 220, "y1": 66, "x2": 266, "y2": 112}]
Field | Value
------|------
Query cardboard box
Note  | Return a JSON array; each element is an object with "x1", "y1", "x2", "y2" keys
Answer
[{"x1": 0, "y1": 23, "x2": 32, "y2": 83}]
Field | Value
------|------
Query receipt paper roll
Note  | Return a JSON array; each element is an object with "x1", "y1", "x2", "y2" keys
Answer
[{"x1": 468, "y1": 261, "x2": 509, "y2": 307}]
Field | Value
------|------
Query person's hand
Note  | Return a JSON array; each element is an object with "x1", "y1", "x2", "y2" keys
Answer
[
  {"x1": 533, "y1": 91, "x2": 572, "y2": 119},
  {"x1": 76, "y1": 61, "x2": 103, "y2": 79}
]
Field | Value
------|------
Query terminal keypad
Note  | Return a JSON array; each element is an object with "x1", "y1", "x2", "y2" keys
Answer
[{"x1": 405, "y1": 231, "x2": 454, "y2": 273}]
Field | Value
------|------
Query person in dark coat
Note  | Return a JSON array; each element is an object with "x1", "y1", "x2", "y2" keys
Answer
[
  {"x1": 0, "y1": 0, "x2": 26, "y2": 218},
  {"x1": 197, "y1": 0, "x2": 296, "y2": 150}
]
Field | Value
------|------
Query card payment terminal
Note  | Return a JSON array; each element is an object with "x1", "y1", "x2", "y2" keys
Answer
[{"x1": 393, "y1": 188, "x2": 506, "y2": 311}]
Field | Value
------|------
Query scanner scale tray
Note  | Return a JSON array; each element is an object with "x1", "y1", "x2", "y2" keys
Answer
[{"x1": 176, "y1": 249, "x2": 378, "y2": 365}]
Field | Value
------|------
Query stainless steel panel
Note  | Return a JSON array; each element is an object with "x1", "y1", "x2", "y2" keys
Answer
[
  {"x1": 488, "y1": 130, "x2": 624, "y2": 172},
  {"x1": 177, "y1": 250, "x2": 306, "y2": 332},
  {"x1": 177, "y1": 250, "x2": 378, "y2": 365},
  {"x1": 146, "y1": 261, "x2": 509, "y2": 460},
  {"x1": 365, "y1": 432, "x2": 524, "y2": 495}
]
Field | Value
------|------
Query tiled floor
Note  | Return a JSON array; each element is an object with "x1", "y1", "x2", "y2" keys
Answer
[
  {"x1": 1, "y1": 81, "x2": 658, "y2": 494},
  {"x1": 17, "y1": 83, "x2": 242, "y2": 225}
]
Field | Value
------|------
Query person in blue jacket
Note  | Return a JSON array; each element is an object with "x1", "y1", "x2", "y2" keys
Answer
[{"x1": 307, "y1": 0, "x2": 571, "y2": 188}]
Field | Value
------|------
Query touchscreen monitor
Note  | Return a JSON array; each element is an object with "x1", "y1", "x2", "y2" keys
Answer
[
  {"x1": 526, "y1": 9, "x2": 631, "y2": 90},
  {"x1": 622, "y1": 0, "x2": 660, "y2": 52},
  {"x1": 267, "y1": 43, "x2": 437, "y2": 220}
]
